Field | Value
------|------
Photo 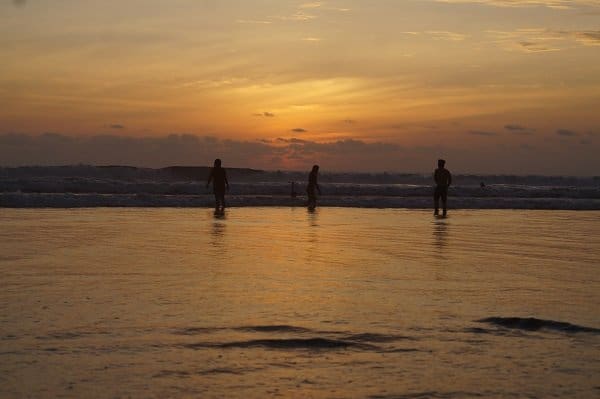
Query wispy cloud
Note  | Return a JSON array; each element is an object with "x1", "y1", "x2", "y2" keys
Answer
[
  {"x1": 486, "y1": 28, "x2": 600, "y2": 52},
  {"x1": 401, "y1": 31, "x2": 469, "y2": 41},
  {"x1": 557, "y1": 128, "x2": 577, "y2": 136},
  {"x1": 236, "y1": 19, "x2": 272, "y2": 25},
  {"x1": 434, "y1": 0, "x2": 600, "y2": 10},
  {"x1": 299, "y1": 2, "x2": 323, "y2": 9},
  {"x1": 291, "y1": 128, "x2": 307, "y2": 133},
  {"x1": 469, "y1": 130, "x2": 498, "y2": 136},
  {"x1": 302, "y1": 37, "x2": 322, "y2": 42},
  {"x1": 425, "y1": 31, "x2": 469, "y2": 41},
  {"x1": 276, "y1": 137, "x2": 309, "y2": 144},
  {"x1": 300, "y1": 2, "x2": 351, "y2": 12},
  {"x1": 505, "y1": 124, "x2": 535, "y2": 135},
  {"x1": 109, "y1": 124, "x2": 125, "y2": 129},
  {"x1": 257, "y1": 2, "x2": 349, "y2": 24},
  {"x1": 573, "y1": 31, "x2": 600, "y2": 46},
  {"x1": 274, "y1": 11, "x2": 318, "y2": 21},
  {"x1": 178, "y1": 78, "x2": 249, "y2": 89}
]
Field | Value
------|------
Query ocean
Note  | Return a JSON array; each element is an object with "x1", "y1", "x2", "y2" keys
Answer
[
  {"x1": 1, "y1": 165, "x2": 599, "y2": 209},
  {"x1": 1, "y1": 208, "x2": 599, "y2": 398}
]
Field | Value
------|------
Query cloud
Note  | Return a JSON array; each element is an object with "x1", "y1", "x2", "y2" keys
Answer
[
  {"x1": 291, "y1": 128, "x2": 307, "y2": 133},
  {"x1": 0, "y1": 133, "x2": 408, "y2": 171},
  {"x1": 109, "y1": 124, "x2": 125, "y2": 129},
  {"x1": 2, "y1": 132, "x2": 598, "y2": 174},
  {"x1": 469, "y1": 130, "x2": 498, "y2": 136},
  {"x1": 262, "y1": 1, "x2": 349, "y2": 24},
  {"x1": 405, "y1": 31, "x2": 469, "y2": 41},
  {"x1": 274, "y1": 11, "x2": 317, "y2": 21},
  {"x1": 179, "y1": 77, "x2": 249, "y2": 89},
  {"x1": 556, "y1": 129, "x2": 577, "y2": 136},
  {"x1": 236, "y1": 19, "x2": 272, "y2": 25},
  {"x1": 276, "y1": 137, "x2": 309, "y2": 144},
  {"x1": 505, "y1": 124, "x2": 535, "y2": 135},
  {"x1": 518, "y1": 41, "x2": 560, "y2": 52},
  {"x1": 425, "y1": 31, "x2": 469, "y2": 41},
  {"x1": 573, "y1": 31, "x2": 600, "y2": 46},
  {"x1": 299, "y1": 2, "x2": 322, "y2": 8},
  {"x1": 434, "y1": 0, "x2": 600, "y2": 10},
  {"x1": 253, "y1": 112, "x2": 275, "y2": 117},
  {"x1": 0, "y1": 133, "x2": 276, "y2": 168},
  {"x1": 343, "y1": 119, "x2": 356, "y2": 124},
  {"x1": 487, "y1": 29, "x2": 600, "y2": 52},
  {"x1": 302, "y1": 37, "x2": 322, "y2": 42}
]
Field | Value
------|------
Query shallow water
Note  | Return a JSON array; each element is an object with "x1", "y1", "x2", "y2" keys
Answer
[{"x1": 1, "y1": 208, "x2": 599, "y2": 398}]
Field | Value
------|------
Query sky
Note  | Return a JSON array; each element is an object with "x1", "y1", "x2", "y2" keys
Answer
[{"x1": 1, "y1": 0, "x2": 599, "y2": 174}]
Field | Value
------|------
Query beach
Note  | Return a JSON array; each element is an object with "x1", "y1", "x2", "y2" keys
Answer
[{"x1": 1, "y1": 208, "x2": 599, "y2": 398}]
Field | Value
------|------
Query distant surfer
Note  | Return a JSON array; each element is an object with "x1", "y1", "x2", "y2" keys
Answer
[
  {"x1": 307, "y1": 165, "x2": 321, "y2": 209},
  {"x1": 206, "y1": 158, "x2": 229, "y2": 212},
  {"x1": 434, "y1": 159, "x2": 452, "y2": 217}
]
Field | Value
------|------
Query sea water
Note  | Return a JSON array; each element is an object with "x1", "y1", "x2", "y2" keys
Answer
[
  {"x1": 2, "y1": 166, "x2": 600, "y2": 209},
  {"x1": 0, "y1": 208, "x2": 599, "y2": 398}
]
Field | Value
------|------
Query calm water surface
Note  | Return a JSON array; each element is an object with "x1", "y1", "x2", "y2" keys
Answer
[{"x1": 1, "y1": 208, "x2": 599, "y2": 398}]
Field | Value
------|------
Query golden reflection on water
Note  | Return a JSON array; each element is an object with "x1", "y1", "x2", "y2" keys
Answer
[{"x1": 0, "y1": 208, "x2": 599, "y2": 398}]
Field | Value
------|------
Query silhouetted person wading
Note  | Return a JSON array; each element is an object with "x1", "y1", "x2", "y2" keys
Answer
[
  {"x1": 307, "y1": 165, "x2": 321, "y2": 209},
  {"x1": 206, "y1": 158, "x2": 229, "y2": 212},
  {"x1": 434, "y1": 159, "x2": 452, "y2": 217}
]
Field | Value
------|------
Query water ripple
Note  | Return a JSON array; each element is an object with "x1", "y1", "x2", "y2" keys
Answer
[
  {"x1": 184, "y1": 337, "x2": 376, "y2": 350},
  {"x1": 477, "y1": 317, "x2": 600, "y2": 334}
]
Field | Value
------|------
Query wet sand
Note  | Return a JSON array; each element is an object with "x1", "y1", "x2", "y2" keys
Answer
[{"x1": 1, "y1": 208, "x2": 599, "y2": 398}]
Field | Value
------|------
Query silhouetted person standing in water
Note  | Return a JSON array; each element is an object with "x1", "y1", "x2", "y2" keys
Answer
[
  {"x1": 434, "y1": 159, "x2": 452, "y2": 217},
  {"x1": 307, "y1": 165, "x2": 321, "y2": 209},
  {"x1": 206, "y1": 158, "x2": 229, "y2": 212}
]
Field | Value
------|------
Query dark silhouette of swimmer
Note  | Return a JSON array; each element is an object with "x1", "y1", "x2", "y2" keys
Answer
[
  {"x1": 306, "y1": 165, "x2": 321, "y2": 209},
  {"x1": 206, "y1": 158, "x2": 229, "y2": 211},
  {"x1": 434, "y1": 159, "x2": 452, "y2": 217}
]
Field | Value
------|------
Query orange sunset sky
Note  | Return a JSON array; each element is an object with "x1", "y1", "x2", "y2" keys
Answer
[{"x1": 1, "y1": 0, "x2": 599, "y2": 174}]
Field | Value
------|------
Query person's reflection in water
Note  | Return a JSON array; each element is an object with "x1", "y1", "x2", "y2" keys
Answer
[
  {"x1": 432, "y1": 219, "x2": 449, "y2": 250},
  {"x1": 210, "y1": 210, "x2": 227, "y2": 251},
  {"x1": 305, "y1": 208, "x2": 320, "y2": 262},
  {"x1": 432, "y1": 219, "x2": 450, "y2": 281},
  {"x1": 307, "y1": 206, "x2": 319, "y2": 227}
]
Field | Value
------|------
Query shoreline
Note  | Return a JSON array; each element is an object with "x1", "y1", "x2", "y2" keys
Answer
[{"x1": 1, "y1": 193, "x2": 600, "y2": 210}]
